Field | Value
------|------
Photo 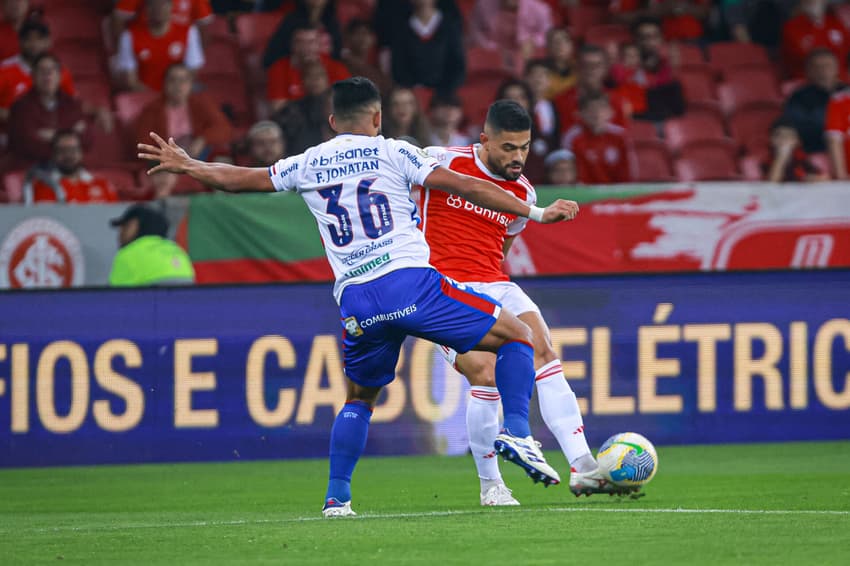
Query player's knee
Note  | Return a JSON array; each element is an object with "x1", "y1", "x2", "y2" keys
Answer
[
  {"x1": 533, "y1": 341, "x2": 558, "y2": 365},
  {"x1": 346, "y1": 380, "x2": 382, "y2": 406},
  {"x1": 459, "y1": 357, "x2": 496, "y2": 387}
]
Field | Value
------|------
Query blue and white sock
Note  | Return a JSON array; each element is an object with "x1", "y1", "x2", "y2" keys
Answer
[
  {"x1": 325, "y1": 400, "x2": 373, "y2": 504},
  {"x1": 494, "y1": 340, "x2": 535, "y2": 438}
]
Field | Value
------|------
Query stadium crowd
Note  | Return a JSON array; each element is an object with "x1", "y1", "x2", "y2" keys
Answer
[{"x1": 1, "y1": 0, "x2": 850, "y2": 203}]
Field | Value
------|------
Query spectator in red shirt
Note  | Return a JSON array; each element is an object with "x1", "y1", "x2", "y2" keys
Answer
[
  {"x1": 24, "y1": 129, "x2": 119, "y2": 204},
  {"x1": 266, "y1": 25, "x2": 349, "y2": 112},
  {"x1": 134, "y1": 63, "x2": 232, "y2": 160},
  {"x1": 762, "y1": 117, "x2": 827, "y2": 183},
  {"x1": 562, "y1": 91, "x2": 632, "y2": 185},
  {"x1": 263, "y1": 0, "x2": 342, "y2": 68},
  {"x1": 554, "y1": 44, "x2": 631, "y2": 135},
  {"x1": 782, "y1": 0, "x2": 850, "y2": 79},
  {"x1": 609, "y1": 0, "x2": 710, "y2": 42},
  {"x1": 112, "y1": 0, "x2": 214, "y2": 43},
  {"x1": 0, "y1": 0, "x2": 32, "y2": 61},
  {"x1": 7, "y1": 53, "x2": 89, "y2": 168},
  {"x1": 0, "y1": 19, "x2": 75, "y2": 120},
  {"x1": 825, "y1": 86, "x2": 850, "y2": 179},
  {"x1": 114, "y1": 0, "x2": 206, "y2": 91}
]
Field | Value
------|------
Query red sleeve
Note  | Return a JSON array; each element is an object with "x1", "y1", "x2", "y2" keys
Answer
[
  {"x1": 616, "y1": 136, "x2": 633, "y2": 182},
  {"x1": 114, "y1": 0, "x2": 140, "y2": 15},
  {"x1": 32, "y1": 180, "x2": 58, "y2": 202},
  {"x1": 825, "y1": 97, "x2": 845, "y2": 134},
  {"x1": 193, "y1": 0, "x2": 214, "y2": 21},
  {"x1": 328, "y1": 59, "x2": 351, "y2": 83},
  {"x1": 0, "y1": 71, "x2": 15, "y2": 109},
  {"x1": 60, "y1": 67, "x2": 76, "y2": 98},
  {"x1": 266, "y1": 59, "x2": 288, "y2": 102},
  {"x1": 781, "y1": 19, "x2": 806, "y2": 78}
]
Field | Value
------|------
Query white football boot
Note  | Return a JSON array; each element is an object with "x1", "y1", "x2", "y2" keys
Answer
[
  {"x1": 322, "y1": 498, "x2": 357, "y2": 517},
  {"x1": 493, "y1": 432, "x2": 561, "y2": 487},
  {"x1": 569, "y1": 468, "x2": 643, "y2": 498},
  {"x1": 480, "y1": 483, "x2": 521, "y2": 506}
]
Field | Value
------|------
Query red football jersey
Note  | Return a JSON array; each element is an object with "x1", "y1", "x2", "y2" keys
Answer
[
  {"x1": 0, "y1": 55, "x2": 76, "y2": 110},
  {"x1": 554, "y1": 86, "x2": 629, "y2": 135},
  {"x1": 825, "y1": 89, "x2": 850, "y2": 169},
  {"x1": 115, "y1": 0, "x2": 213, "y2": 27},
  {"x1": 266, "y1": 55, "x2": 351, "y2": 103},
  {"x1": 31, "y1": 174, "x2": 119, "y2": 204},
  {"x1": 782, "y1": 12, "x2": 850, "y2": 79},
  {"x1": 419, "y1": 145, "x2": 536, "y2": 283},
  {"x1": 562, "y1": 123, "x2": 632, "y2": 184},
  {"x1": 120, "y1": 21, "x2": 200, "y2": 91}
]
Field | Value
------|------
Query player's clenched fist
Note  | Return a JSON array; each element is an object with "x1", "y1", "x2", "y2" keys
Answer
[{"x1": 541, "y1": 199, "x2": 579, "y2": 223}]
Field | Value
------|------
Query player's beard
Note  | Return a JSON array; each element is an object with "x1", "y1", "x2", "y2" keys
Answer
[{"x1": 496, "y1": 160, "x2": 524, "y2": 181}]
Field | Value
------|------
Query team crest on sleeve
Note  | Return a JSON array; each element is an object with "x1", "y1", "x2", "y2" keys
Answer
[{"x1": 343, "y1": 316, "x2": 364, "y2": 337}]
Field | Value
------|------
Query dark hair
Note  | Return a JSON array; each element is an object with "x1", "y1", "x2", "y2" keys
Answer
[
  {"x1": 804, "y1": 47, "x2": 837, "y2": 65},
  {"x1": 545, "y1": 27, "x2": 571, "y2": 44},
  {"x1": 345, "y1": 18, "x2": 372, "y2": 35},
  {"x1": 485, "y1": 99, "x2": 532, "y2": 133},
  {"x1": 51, "y1": 129, "x2": 80, "y2": 151},
  {"x1": 631, "y1": 16, "x2": 662, "y2": 36},
  {"x1": 579, "y1": 91, "x2": 609, "y2": 110},
  {"x1": 429, "y1": 92, "x2": 462, "y2": 110},
  {"x1": 19, "y1": 19, "x2": 49, "y2": 39},
  {"x1": 524, "y1": 58, "x2": 553, "y2": 75},
  {"x1": 332, "y1": 76, "x2": 381, "y2": 120},
  {"x1": 577, "y1": 44, "x2": 607, "y2": 60},
  {"x1": 495, "y1": 78, "x2": 535, "y2": 110},
  {"x1": 164, "y1": 62, "x2": 190, "y2": 79}
]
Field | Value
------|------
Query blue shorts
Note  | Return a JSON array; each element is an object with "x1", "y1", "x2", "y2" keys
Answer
[{"x1": 339, "y1": 267, "x2": 502, "y2": 388}]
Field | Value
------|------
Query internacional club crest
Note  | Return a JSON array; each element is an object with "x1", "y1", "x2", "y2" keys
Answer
[{"x1": 0, "y1": 217, "x2": 85, "y2": 289}]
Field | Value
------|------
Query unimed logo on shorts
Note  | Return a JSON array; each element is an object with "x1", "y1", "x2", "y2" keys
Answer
[{"x1": 0, "y1": 217, "x2": 85, "y2": 289}]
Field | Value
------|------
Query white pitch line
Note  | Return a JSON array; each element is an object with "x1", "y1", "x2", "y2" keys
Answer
[{"x1": 3, "y1": 507, "x2": 848, "y2": 535}]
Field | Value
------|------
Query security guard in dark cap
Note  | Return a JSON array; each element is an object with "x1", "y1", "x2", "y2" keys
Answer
[{"x1": 108, "y1": 204, "x2": 195, "y2": 286}]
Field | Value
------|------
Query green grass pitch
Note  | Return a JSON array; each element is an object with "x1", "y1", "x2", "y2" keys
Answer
[{"x1": 1, "y1": 441, "x2": 849, "y2": 565}]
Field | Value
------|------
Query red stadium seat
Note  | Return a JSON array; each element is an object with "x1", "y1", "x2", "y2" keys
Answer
[
  {"x1": 44, "y1": 5, "x2": 103, "y2": 44},
  {"x1": 708, "y1": 41, "x2": 770, "y2": 73},
  {"x1": 114, "y1": 91, "x2": 159, "y2": 129},
  {"x1": 669, "y1": 42, "x2": 706, "y2": 67},
  {"x1": 54, "y1": 43, "x2": 108, "y2": 79},
  {"x1": 674, "y1": 142, "x2": 740, "y2": 181},
  {"x1": 723, "y1": 64, "x2": 779, "y2": 90},
  {"x1": 664, "y1": 112, "x2": 730, "y2": 154},
  {"x1": 206, "y1": 17, "x2": 233, "y2": 43},
  {"x1": 677, "y1": 67, "x2": 716, "y2": 104},
  {"x1": 631, "y1": 140, "x2": 675, "y2": 183},
  {"x1": 2, "y1": 171, "x2": 25, "y2": 203},
  {"x1": 458, "y1": 73, "x2": 511, "y2": 126},
  {"x1": 624, "y1": 120, "x2": 659, "y2": 142},
  {"x1": 87, "y1": 120, "x2": 137, "y2": 167},
  {"x1": 235, "y1": 13, "x2": 283, "y2": 54},
  {"x1": 337, "y1": 0, "x2": 373, "y2": 27},
  {"x1": 583, "y1": 25, "x2": 631, "y2": 49},
  {"x1": 74, "y1": 77, "x2": 112, "y2": 108},
  {"x1": 566, "y1": 4, "x2": 608, "y2": 36},
  {"x1": 835, "y1": 4, "x2": 850, "y2": 30},
  {"x1": 717, "y1": 76, "x2": 781, "y2": 115},
  {"x1": 199, "y1": 77, "x2": 253, "y2": 126},
  {"x1": 466, "y1": 47, "x2": 507, "y2": 75},
  {"x1": 728, "y1": 103, "x2": 782, "y2": 155},
  {"x1": 198, "y1": 40, "x2": 244, "y2": 80},
  {"x1": 739, "y1": 154, "x2": 764, "y2": 181}
]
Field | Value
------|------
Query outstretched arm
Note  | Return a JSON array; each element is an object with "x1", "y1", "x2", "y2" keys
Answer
[
  {"x1": 423, "y1": 167, "x2": 578, "y2": 224},
  {"x1": 138, "y1": 132, "x2": 274, "y2": 192}
]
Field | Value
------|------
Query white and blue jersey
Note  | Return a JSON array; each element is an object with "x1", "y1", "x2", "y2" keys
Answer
[
  {"x1": 269, "y1": 134, "x2": 440, "y2": 303},
  {"x1": 268, "y1": 134, "x2": 504, "y2": 388}
]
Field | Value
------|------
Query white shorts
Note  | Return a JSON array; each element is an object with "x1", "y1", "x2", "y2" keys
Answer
[{"x1": 438, "y1": 280, "x2": 540, "y2": 368}]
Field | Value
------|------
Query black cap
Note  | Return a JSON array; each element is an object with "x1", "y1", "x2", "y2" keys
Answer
[{"x1": 110, "y1": 204, "x2": 169, "y2": 238}]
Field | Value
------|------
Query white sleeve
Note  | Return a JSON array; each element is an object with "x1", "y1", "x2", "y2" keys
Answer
[
  {"x1": 268, "y1": 154, "x2": 305, "y2": 192},
  {"x1": 506, "y1": 182, "x2": 536, "y2": 236},
  {"x1": 184, "y1": 25, "x2": 205, "y2": 70},
  {"x1": 389, "y1": 139, "x2": 441, "y2": 187},
  {"x1": 115, "y1": 30, "x2": 137, "y2": 71}
]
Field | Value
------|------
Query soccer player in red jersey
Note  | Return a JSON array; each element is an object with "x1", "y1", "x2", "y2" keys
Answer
[{"x1": 420, "y1": 100, "x2": 632, "y2": 505}]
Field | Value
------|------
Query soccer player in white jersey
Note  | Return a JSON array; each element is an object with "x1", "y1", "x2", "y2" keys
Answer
[
  {"x1": 419, "y1": 100, "x2": 636, "y2": 504},
  {"x1": 138, "y1": 77, "x2": 580, "y2": 517}
]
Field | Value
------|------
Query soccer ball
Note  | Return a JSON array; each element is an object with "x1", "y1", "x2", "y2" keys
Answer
[{"x1": 596, "y1": 432, "x2": 658, "y2": 487}]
